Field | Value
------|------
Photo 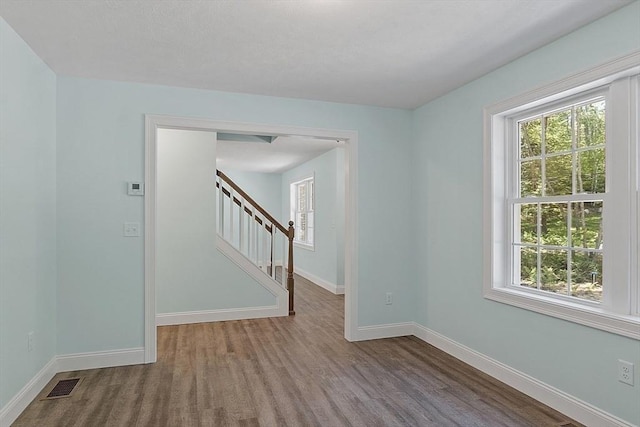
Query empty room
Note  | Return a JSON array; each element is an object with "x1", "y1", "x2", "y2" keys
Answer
[{"x1": 1, "y1": 1, "x2": 639, "y2": 426}]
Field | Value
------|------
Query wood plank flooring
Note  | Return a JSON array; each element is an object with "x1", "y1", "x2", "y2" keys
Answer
[{"x1": 14, "y1": 275, "x2": 583, "y2": 426}]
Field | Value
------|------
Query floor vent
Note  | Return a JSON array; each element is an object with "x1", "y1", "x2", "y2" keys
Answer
[{"x1": 43, "y1": 378, "x2": 82, "y2": 399}]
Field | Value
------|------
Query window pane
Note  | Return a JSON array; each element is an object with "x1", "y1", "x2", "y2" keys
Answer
[
  {"x1": 519, "y1": 203, "x2": 537, "y2": 244},
  {"x1": 540, "y1": 249, "x2": 568, "y2": 295},
  {"x1": 296, "y1": 213, "x2": 306, "y2": 242},
  {"x1": 298, "y1": 183, "x2": 307, "y2": 211},
  {"x1": 299, "y1": 213, "x2": 307, "y2": 231},
  {"x1": 577, "y1": 100, "x2": 605, "y2": 148},
  {"x1": 577, "y1": 148, "x2": 605, "y2": 194},
  {"x1": 519, "y1": 246, "x2": 537, "y2": 288},
  {"x1": 520, "y1": 118, "x2": 541, "y2": 158},
  {"x1": 520, "y1": 160, "x2": 541, "y2": 197},
  {"x1": 571, "y1": 201, "x2": 603, "y2": 249},
  {"x1": 540, "y1": 203, "x2": 568, "y2": 246},
  {"x1": 545, "y1": 109, "x2": 572, "y2": 154},
  {"x1": 570, "y1": 250, "x2": 602, "y2": 302},
  {"x1": 545, "y1": 154, "x2": 572, "y2": 196}
]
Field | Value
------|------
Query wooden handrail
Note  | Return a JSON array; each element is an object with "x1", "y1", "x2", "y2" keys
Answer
[
  {"x1": 217, "y1": 170, "x2": 288, "y2": 235},
  {"x1": 217, "y1": 169, "x2": 295, "y2": 315}
]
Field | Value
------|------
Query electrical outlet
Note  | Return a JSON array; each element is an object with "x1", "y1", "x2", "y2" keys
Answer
[
  {"x1": 618, "y1": 360, "x2": 634, "y2": 386},
  {"x1": 27, "y1": 332, "x2": 34, "y2": 352},
  {"x1": 385, "y1": 292, "x2": 393, "y2": 305},
  {"x1": 123, "y1": 222, "x2": 140, "y2": 237}
]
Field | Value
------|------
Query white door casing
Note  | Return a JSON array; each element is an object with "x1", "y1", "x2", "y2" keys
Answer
[{"x1": 144, "y1": 115, "x2": 359, "y2": 362}]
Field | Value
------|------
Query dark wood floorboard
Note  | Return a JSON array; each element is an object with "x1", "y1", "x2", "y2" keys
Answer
[{"x1": 13, "y1": 274, "x2": 584, "y2": 426}]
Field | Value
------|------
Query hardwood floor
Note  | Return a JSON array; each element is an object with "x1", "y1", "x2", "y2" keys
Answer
[{"x1": 14, "y1": 275, "x2": 583, "y2": 426}]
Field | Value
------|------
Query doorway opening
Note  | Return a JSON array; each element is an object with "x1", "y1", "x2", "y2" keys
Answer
[{"x1": 144, "y1": 115, "x2": 358, "y2": 363}]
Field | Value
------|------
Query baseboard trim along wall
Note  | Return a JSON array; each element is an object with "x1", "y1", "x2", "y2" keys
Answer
[
  {"x1": 355, "y1": 322, "x2": 414, "y2": 341},
  {"x1": 56, "y1": 347, "x2": 145, "y2": 373},
  {"x1": 0, "y1": 347, "x2": 144, "y2": 427},
  {"x1": 295, "y1": 267, "x2": 345, "y2": 295},
  {"x1": 156, "y1": 305, "x2": 285, "y2": 326},
  {"x1": 411, "y1": 324, "x2": 634, "y2": 427},
  {"x1": 0, "y1": 357, "x2": 57, "y2": 427},
  {"x1": 357, "y1": 321, "x2": 633, "y2": 427}
]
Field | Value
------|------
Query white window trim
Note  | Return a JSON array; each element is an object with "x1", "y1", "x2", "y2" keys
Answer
[
  {"x1": 294, "y1": 241, "x2": 315, "y2": 251},
  {"x1": 290, "y1": 174, "x2": 315, "y2": 251},
  {"x1": 483, "y1": 51, "x2": 640, "y2": 340}
]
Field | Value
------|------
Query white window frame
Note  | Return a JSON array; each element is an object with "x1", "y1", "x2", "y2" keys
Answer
[
  {"x1": 290, "y1": 175, "x2": 315, "y2": 250},
  {"x1": 483, "y1": 53, "x2": 640, "y2": 339}
]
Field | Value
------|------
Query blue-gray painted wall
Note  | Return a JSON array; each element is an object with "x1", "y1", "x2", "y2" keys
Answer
[{"x1": 0, "y1": 19, "x2": 57, "y2": 408}]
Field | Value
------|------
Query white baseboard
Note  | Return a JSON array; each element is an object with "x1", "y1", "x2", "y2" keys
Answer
[
  {"x1": 412, "y1": 323, "x2": 635, "y2": 427},
  {"x1": 295, "y1": 267, "x2": 345, "y2": 295},
  {"x1": 355, "y1": 322, "x2": 414, "y2": 341},
  {"x1": 0, "y1": 357, "x2": 57, "y2": 427},
  {"x1": 156, "y1": 305, "x2": 286, "y2": 326},
  {"x1": 56, "y1": 347, "x2": 145, "y2": 373}
]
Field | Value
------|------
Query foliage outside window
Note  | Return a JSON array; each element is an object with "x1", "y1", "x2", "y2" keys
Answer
[
  {"x1": 291, "y1": 176, "x2": 314, "y2": 249},
  {"x1": 484, "y1": 57, "x2": 639, "y2": 339},
  {"x1": 515, "y1": 97, "x2": 605, "y2": 302}
]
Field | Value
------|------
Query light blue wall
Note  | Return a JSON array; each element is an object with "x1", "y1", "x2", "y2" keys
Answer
[
  {"x1": 0, "y1": 18, "x2": 57, "y2": 408},
  {"x1": 55, "y1": 75, "x2": 415, "y2": 354},
  {"x1": 281, "y1": 148, "x2": 344, "y2": 287},
  {"x1": 412, "y1": 2, "x2": 640, "y2": 424}
]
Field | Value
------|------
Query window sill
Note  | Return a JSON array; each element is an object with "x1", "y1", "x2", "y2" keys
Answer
[
  {"x1": 294, "y1": 241, "x2": 315, "y2": 251},
  {"x1": 484, "y1": 287, "x2": 640, "y2": 340}
]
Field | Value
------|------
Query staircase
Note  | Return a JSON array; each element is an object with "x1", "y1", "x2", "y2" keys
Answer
[{"x1": 216, "y1": 170, "x2": 295, "y2": 315}]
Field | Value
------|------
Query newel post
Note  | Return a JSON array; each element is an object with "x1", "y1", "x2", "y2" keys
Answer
[{"x1": 287, "y1": 221, "x2": 295, "y2": 315}]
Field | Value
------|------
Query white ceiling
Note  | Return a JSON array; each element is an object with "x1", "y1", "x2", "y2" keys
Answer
[
  {"x1": 216, "y1": 136, "x2": 342, "y2": 174},
  {"x1": 0, "y1": 0, "x2": 631, "y2": 109}
]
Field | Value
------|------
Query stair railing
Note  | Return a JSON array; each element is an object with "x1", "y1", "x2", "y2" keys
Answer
[{"x1": 216, "y1": 170, "x2": 295, "y2": 315}]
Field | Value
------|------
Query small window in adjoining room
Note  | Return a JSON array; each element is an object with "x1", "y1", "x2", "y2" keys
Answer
[
  {"x1": 484, "y1": 57, "x2": 639, "y2": 339},
  {"x1": 290, "y1": 176, "x2": 314, "y2": 249}
]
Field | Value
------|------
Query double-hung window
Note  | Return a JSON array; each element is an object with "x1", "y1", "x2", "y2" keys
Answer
[
  {"x1": 291, "y1": 176, "x2": 314, "y2": 249},
  {"x1": 484, "y1": 54, "x2": 639, "y2": 339}
]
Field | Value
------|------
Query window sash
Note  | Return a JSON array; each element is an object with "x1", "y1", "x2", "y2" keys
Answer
[
  {"x1": 291, "y1": 177, "x2": 314, "y2": 247},
  {"x1": 507, "y1": 95, "x2": 610, "y2": 305}
]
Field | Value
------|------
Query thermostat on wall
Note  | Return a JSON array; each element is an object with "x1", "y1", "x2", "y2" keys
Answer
[{"x1": 127, "y1": 182, "x2": 144, "y2": 196}]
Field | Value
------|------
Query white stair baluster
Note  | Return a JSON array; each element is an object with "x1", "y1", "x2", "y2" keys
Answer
[
  {"x1": 282, "y1": 233, "x2": 286, "y2": 286},
  {"x1": 247, "y1": 205, "x2": 256, "y2": 259},
  {"x1": 254, "y1": 213, "x2": 259, "y2": 265},
  {"x1": 256, "y1": 221, "x2": 261, "y2": 270},
  {"x1": 218, "y1": 180, "x2": 225, "y2": 239},
  {"x1": 271, "y1": 227, "x2": 276, "y2": 280},
  {"x1": 261, "y1": 223, "x2": 267, "y2": 272},
  {"x1": 229, "y1": 188, "x2": 235, "y2": 247},
  {"x1": 240, "y1": 197, "x2": 246, "y2": 255}
]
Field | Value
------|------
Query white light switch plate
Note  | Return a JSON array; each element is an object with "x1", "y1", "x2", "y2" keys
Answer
[{"x1": 124, "y1": 222, "x2": 140, "y2": 237}]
